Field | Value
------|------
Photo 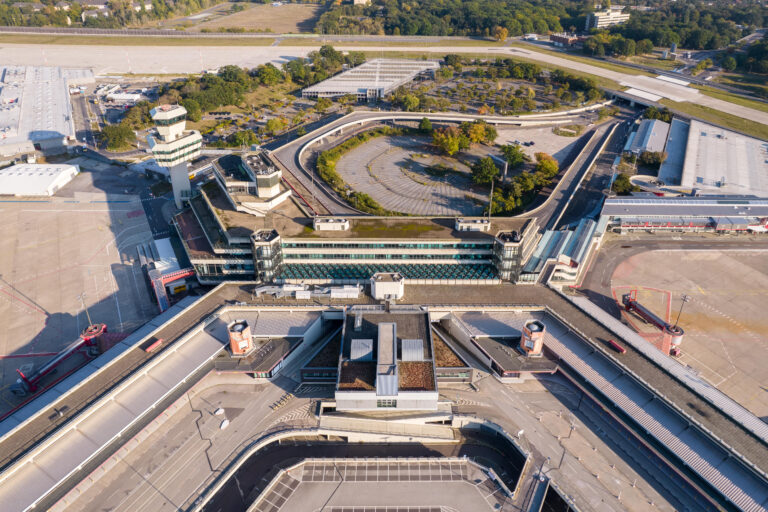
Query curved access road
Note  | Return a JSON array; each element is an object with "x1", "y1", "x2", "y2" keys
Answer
[{"x1": 268, "y1": 107, "x2": 609, "y2": 216}]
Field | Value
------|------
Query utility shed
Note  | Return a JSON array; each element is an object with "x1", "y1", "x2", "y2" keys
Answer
[{"x1": 0, "y1": 163, "x2": 79, "y2": 196}]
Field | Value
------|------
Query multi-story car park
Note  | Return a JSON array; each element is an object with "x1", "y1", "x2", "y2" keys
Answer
[{"x1": 173, "y1": 152, "x2": 539, "y2": 286}]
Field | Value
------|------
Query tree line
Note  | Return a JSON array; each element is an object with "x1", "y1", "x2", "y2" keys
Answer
[{"x1": 0, "y1": 0, "x2": 222, "y2": 28}]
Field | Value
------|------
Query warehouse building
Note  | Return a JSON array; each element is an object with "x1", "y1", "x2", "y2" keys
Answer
[
  {"x1": 302, "y1": 59, "x2": 439, "y2": 101},
  {"x1": 680, "y1": 120, "x2": 768, "y2": 196},
  {"x1": 0, "y1": 66, "x2": 94, "y2": 157},
  {"x1": 0, "y1": 163, "x2": 79, "y2": 196},
  {"x1": 624, "y1": 118, "x2": 670, "y2": 155}
]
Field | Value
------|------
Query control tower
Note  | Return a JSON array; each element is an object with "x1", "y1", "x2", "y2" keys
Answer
[{"x1": 147, "y1": 104, "x2": 202, "y2": 208}]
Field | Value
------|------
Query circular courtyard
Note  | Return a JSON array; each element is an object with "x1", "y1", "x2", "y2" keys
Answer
[{"x1": 335, "y1": 135, "x2": 489, "y2": 216}]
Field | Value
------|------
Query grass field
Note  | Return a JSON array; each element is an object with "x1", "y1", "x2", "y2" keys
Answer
[
  {"x1": 0, "y1": 34, "x2": 275, "y2": 46},
  {"x1": 660, "y1": 98, "x2": 768, "y2": 140},
  {"x1": 693, "y1": 85, "x2": 768, "y2": 114},
  {"x1": 714, "y1": 71, "x2": 768, "y2": 98},
  {"x1": 193, "y1": 3, "x2": 325, "y2": 33},
  {"x1": 629, "y1": 54, "x2": 680, "y2": 71},
  {"x1": 509, "y1": 42, "x2": 655, "y2": 77},
  {"x1": 278, "y1": 38, "x2": 504, "y2": 47}
]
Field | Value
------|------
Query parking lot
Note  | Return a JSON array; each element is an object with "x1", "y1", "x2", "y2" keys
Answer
[
  {"x1": 611, "y1": 249, "x2": 768, "y2": 420},
  {"x1": 0, "y1": 159, "x2": 159, "y2": 413},
  {"x1": 335, "y1": 135, "x2": 490, "y2": 215}
]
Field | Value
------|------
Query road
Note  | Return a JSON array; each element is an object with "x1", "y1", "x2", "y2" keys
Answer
[
  {"x1": 556, "y1": 112, "x2": 635, "y2": 228},
  {"x1": 269, "y1": 108, "x2": 605, "y2": 217},
  {"x1": 3, "y1": 42, "x2": 767, "y2": 126},
  {"x1": 521, "y1": 121, "x2": 616, "y2": 232}
]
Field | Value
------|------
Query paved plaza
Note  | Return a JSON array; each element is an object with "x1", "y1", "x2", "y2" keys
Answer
[
  {"x1": 611, "y1": 249, "x2": 768, "y2": 420},
  {"x1": 335, "y1": 136, "x2": 486, "y2": 215},
  {"x1": 0, "y1": 163, "x2": 158, "y2": 413}
]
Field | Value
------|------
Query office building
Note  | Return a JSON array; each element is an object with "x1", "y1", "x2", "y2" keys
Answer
[{"x1": 585, "y1": 7, "x2": 631, "y2": 30}]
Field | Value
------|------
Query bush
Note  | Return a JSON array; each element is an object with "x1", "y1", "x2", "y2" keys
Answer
[
  {"x1": 638, "y1": 151, "x2": 667, "y2": 169},
  {"x1": 100, "y1": 123, "x2": 134, "y2": 150}
]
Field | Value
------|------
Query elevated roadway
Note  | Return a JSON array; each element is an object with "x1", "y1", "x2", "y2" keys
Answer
[{"x1": 268, "y1": 107, "x2": 612, "y2": 219}]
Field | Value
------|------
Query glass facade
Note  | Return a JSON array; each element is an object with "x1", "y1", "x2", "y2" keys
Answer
[
  {"x1": 283, "y1": 241, "x2": 491, "y2": 250},
  {"x1": 277, "y1": 263, "x2": 498, "y2": 281}
]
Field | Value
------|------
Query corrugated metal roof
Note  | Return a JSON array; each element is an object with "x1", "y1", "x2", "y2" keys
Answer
[
  {"x1": 602, "y1": 197, "x2": 768, "y2": 218},
  {"x1": 543, "y1": 313, "x2": 768, "y2": 511},
  {"x1": 401, "y1": 339, "x2": 423, "y2": 361},
  {"x1": 628, "y1": 119, "x2": 670, "y2": 154}
]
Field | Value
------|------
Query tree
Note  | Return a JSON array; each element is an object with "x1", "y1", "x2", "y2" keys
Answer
[
  {"x1": 255, "y1": 63, "x2": 284, "y2": 86},
  {"x1": 264, "y1": 117, "x2": 287, "y2": 136},
  {"x1": 401, "y1": 93, "x2": 420, "y2": 112},
  {"x1": 314, "y1": 97, "x2": 333, "y2": 113},
  {"x1": 636, "y1": 39, "x2": 654, "y2": 55},
  {"x1": 722, "y1": 55, "x2": 737, "y2": 72},
  {"x1": 432, "y1": 126, "x2": 468, "y2": 156},
  {"x1": 612, "y1": 173, "x2": 635, "y2": 195},
  {"x1": 229, "y1": 130, "x2": 258, "y2": 147},
  {"x1": 501, "y1": 144, "x2": 526, "y2": 169},
  {"x1": 493, "y1": 26, "x2": 509, "y2": 41},
  {"x1": 419, "y1": 117, "x2": 433, "y2": 133},
  {"x1": 471, "y1": 157, "x2": 500, "y2": 185},
  {"x1": 444, "y1": 54, "x2": 463, "y2": 71},
  {"x1": 180, "y1": 98, "x2": 202, "y2": 122},
  {"x1": 534, "y1": 152, "x2": 559, "y2": 177},
  {"x1": 638, "y1": 151, "x2": 667, "y2": 169}
]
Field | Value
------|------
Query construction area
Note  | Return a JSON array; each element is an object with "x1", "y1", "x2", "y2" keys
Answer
[
  {"x1": 611, "y1": 249, "x2": 768, "y2": 420},
  {"x1": 0, "y1": 162, "x2": 158, "y2": 415}
]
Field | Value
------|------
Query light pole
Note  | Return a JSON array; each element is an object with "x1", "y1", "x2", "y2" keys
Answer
[
  {"x1": 77, "y1": 293, "x2": 93, "y2": 326},
  {"x1": 673, "y1": 294, "x2": 690, "y2": 330}
]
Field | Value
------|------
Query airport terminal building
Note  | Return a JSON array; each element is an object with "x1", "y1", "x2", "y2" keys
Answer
[{"x1": 173, "y1": 152, "x2": 539, "y2": 286}]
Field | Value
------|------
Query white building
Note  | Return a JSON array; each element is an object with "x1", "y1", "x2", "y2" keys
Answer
[
  {"x1": 147, "y1": 104, "x2": 202, "y2": 208},
  {"x1": 302, "y1": 59, "x2": 439, "y2": 101},
  {"x1": 0, "y1": 66, "x2": 94, "y2": 157},
  {"x1": 585, "y1": 7, "x2": 631, "y2": 29},
  {"x1": 0, "y1": 163, "x2": 79, "y2": 196}
]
